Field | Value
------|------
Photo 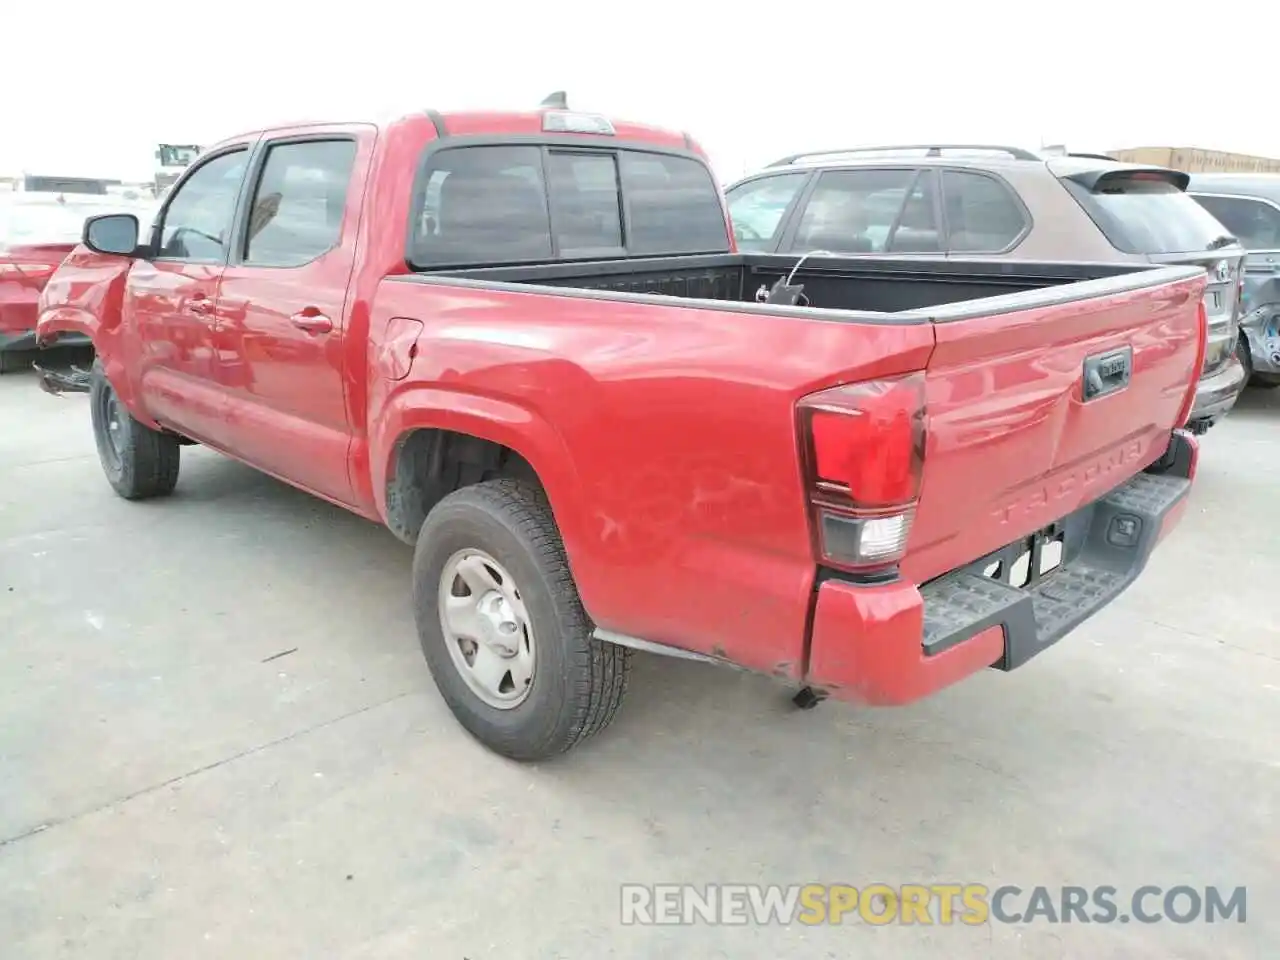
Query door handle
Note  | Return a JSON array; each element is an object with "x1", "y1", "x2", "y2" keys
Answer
[{"x1": 290, "y1": 310, "x2": 333, "y2": 334}]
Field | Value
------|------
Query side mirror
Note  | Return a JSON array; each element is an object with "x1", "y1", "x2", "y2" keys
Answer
[{"x1": 83, "y1": 214, "x2": 140, "y2": 256}]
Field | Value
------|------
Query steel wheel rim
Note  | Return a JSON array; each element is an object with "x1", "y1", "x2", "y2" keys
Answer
[
  {"x1": 438, "y1": 548, "x2": 536, "y2": 709},
  {"x1": 98, "y1": 384, "x2": 124, "y2": 470}
]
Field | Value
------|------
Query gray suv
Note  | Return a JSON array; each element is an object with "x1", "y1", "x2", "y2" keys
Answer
[
  {"x1": 726, "y1": 145, "x2": 1248, "y2": 432},
  {"x1": 1186, "y1": 174, "x2": 1280, "y2": 388}
]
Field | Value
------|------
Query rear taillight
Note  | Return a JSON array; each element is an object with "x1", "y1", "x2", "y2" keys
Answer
[
  {"x1": 1177, "y1": 301, "x2": 1208, "y2": 428},
  {"x1": 798, "y1": 373, "x2": 926, "y2": 572}
]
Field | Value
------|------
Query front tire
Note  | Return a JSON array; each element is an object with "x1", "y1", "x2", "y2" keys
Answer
[
  {"x1": 89, "y1": 361, "x2": 181, "y2": 500},
  {"x1": 412, "y1": 479, "x2": 631, "y2": 761}
]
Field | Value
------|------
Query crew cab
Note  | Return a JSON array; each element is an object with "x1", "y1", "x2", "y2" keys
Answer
[{"x1": 37, "y1": 105, "x2": 1204, "y2": 761}]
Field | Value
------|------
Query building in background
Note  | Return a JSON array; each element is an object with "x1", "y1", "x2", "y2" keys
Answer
[{"x1": 1108, "y1": 147, "x2": 1280, "y2": 174}]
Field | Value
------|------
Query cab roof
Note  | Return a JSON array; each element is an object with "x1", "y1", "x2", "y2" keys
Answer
[{"x1": 224, "y1": 108, "x2": 694, "y2": 153}]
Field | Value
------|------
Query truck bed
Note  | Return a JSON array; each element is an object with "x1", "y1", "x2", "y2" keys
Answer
[{"x1": 421, "y1": 252, "x2": 1153, "y2": 316}]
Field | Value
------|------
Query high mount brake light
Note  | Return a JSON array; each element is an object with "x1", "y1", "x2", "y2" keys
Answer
[
  {"x1": 798, "y1": 373, "x2": 927, "y2": 572},
  {"x1": 542, "y1": 111, "x2": 615, "y2": 136}
]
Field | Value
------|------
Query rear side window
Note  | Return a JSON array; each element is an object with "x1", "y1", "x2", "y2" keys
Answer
[
  {"x1": 410, "y1": 145, "x2": 728, "y2": 267},
  {"x1": 725, "y1": 173, "x2": 807, "y2": 251},
  {"x1": 1061, "y1": 173, "x2": 1234, "y2": 255},
  {"x1": 1191, "y1": 194, "x2": 1280, "y2": 250},
  {"x1": 244, "y1": 139, "x2": 357, "y2": 267},
  {"x1": 789, "y1": 169, "x2": 919, "y2": 254},
  {"x1": 942, "y1": 170, "x2": 1027, "y2": 252}
]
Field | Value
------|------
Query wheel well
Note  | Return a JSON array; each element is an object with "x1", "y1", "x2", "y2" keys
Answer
[{"x1": 385, "y1": 429, "x2": 541, "y2": 543}]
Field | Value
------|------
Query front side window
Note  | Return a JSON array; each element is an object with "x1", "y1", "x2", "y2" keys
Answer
[
  {"x1": 789, "y1": 169, "x2": 918, "y2": 254},
  {"x1": 157, "y1": 149, "x2": 249, "y2": 262},
  {"x1": 244, "y1": 139, "x2": 357, "y2": 267},
  {"x1": 1191, "y1": 194, "x2": 1280, "y2": 251},
  {"x1": 725, "y1": 173, "x2": 807, "y2": 251},
  {"x1": 942, "y1": 170, "x2": 1028, "y2": 253}
]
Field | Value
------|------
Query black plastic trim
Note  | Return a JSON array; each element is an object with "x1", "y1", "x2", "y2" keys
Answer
[{"x1": 424, "y1": 109, "x2": 447, "y2": 139}]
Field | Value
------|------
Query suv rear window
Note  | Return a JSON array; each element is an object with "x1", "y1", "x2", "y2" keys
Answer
[
  {"x1": 1060, "y1": 172, "x2": 1233, "y2": 255},
  {"x1": 410, "y1": 144, "x2": 729, "y2": 267}
]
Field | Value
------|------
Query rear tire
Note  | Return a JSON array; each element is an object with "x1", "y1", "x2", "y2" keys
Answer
[
  {"x1": 89, "y1": 361, "x2": 181, "y2": 500},
  {"x1": 412, "y1": 479, "x2": 631, "y2": 761}
]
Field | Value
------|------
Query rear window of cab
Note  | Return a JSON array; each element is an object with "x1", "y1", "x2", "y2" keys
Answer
[{"x1": 408, "y1": 144, "x2": 730, "y2": 268}]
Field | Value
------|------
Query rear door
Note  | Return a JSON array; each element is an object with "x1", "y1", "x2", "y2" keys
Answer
[
  {"x1": 1054, "y1": 166, "x2": 1246, "y2": 377},
  {"x1": 211, "y1": 128, "x2": 370, "y2": 505}
]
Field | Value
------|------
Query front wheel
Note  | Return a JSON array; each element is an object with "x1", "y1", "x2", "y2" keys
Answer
[
  {"x1": 412, "y1": 479, "x2": 631, "y2": 761},
  {"x1": 89, "y1": 361, "x2": 181, "y2": 499}
]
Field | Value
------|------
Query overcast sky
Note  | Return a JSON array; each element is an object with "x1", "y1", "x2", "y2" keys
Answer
[{"x1": 7, "y1": 0, "x2": 1279, "y2": 183}]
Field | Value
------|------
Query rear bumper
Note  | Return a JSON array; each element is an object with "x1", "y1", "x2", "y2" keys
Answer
[
  {"x1": 805, "y1": 430, "x2": 1197, "y2": 705},
  {"x1": 1189, "y1": 356, "x2": 1246, "y2": 425}
]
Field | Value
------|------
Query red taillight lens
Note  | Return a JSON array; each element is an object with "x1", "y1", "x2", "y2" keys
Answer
[{"x1": 798, "y1": 373, "x2": 927, "y2": 571}]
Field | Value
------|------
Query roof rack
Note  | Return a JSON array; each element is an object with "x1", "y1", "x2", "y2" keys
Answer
[
  {"x1": 1065, "y1": 152, "x2": 1119, "y2": 162},
  {"x1": 767, "y1": 144, "x2": 1041, "y2": 167}
]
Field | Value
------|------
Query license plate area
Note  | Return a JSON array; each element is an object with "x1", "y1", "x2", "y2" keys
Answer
[{"x1": 980, "y1": 523, "x2": 1065, "y2": 590}]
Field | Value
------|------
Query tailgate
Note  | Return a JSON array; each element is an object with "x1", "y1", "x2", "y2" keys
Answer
[{"x1": 902, "y1": 266, "x2": 1205, "y2": 584}]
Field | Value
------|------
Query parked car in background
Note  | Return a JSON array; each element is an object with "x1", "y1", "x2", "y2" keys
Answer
[
  {"x1": 726, "y1": 145, "x2": 1248, "y2": 433},
  {"x1": 0, "y1": 192, "x2": 154, "y2": 372},
  {"x1": 1186, "y1": 174, "x2": 1280, "y2": 388},
  {"x1": 38, "y1": 107, "x2": 1203, "y2": 761}
]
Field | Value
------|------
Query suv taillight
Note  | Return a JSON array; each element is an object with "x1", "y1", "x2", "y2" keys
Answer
[
  {"x1": 1177, "y1": 301, "x2": 1208, "y2": 428},
  {"x1": 798, "y1": 373, "x2": 926, "y2": 572}
]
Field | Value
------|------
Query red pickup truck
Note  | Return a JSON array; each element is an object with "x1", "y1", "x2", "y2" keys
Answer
[{"x1": 37, "y1": 105, "x2": 1205, "y2": 761}]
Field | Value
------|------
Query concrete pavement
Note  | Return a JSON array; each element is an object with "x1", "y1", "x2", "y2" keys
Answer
[{"x1": 1, "y1": 369, "x2": 1276, "y2": 959}]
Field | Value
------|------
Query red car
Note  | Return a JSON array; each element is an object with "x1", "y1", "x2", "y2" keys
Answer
[
  {"x1": 38, "y1": 103, "x2": 1203, "y2": 760},
  {"x1": 1, "y1": 194, "x2": 151, "y2": 372}
]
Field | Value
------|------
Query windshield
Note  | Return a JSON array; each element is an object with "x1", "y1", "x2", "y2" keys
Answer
[{"x1": 1061, "y1": 175, "x2": 1235, "y2": 255}]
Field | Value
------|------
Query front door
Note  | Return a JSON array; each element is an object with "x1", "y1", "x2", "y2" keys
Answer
[
  {"x1": 212, "y1": 132, "x2": 367, "y2": 506},
  {"x1": 128, "y1": 147, "x2": 252, "y2": 444}
]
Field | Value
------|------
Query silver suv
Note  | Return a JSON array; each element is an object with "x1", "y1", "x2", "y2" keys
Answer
[
  {"x1": 1185, "y1": 174, "x2": 1280, "y2": 389},
  {"x1": 726, "y1": 145, "x2": 1248, "y2": 433}
]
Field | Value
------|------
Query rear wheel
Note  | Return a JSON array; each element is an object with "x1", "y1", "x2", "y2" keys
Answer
[
  {"x1": 412, "y1": 479, "x2": 631, "y2": 761},
  {"x1": 89, "y1": 361, "x2": 181, "y2": 499}
]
